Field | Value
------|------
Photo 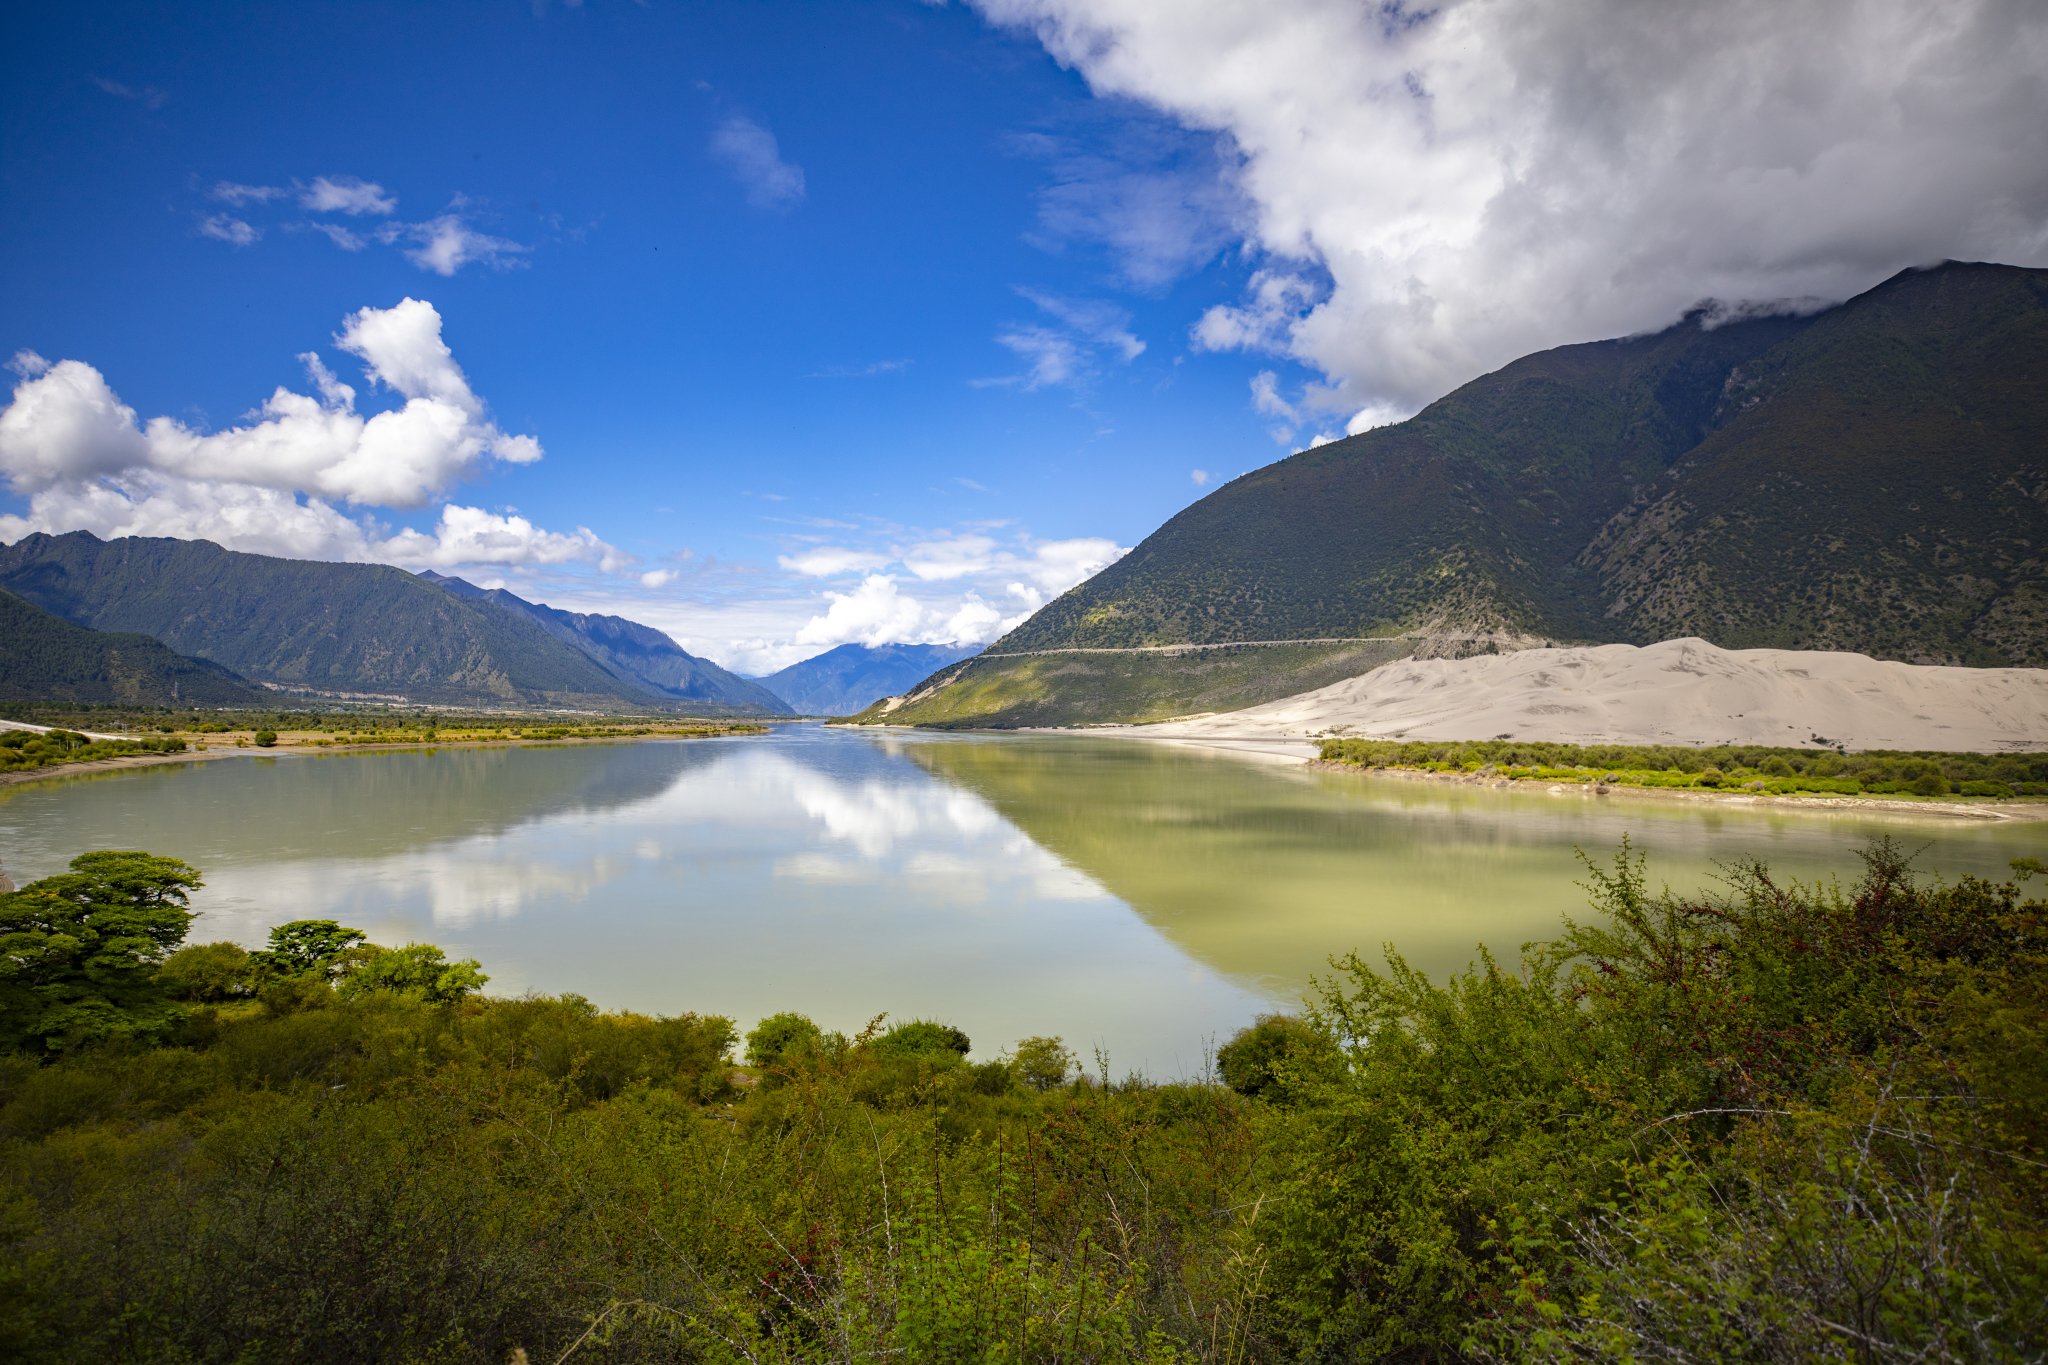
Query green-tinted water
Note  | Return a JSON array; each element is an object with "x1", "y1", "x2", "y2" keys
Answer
[{"x1": 3, "y1": 725, "x2": 2038, "y2": 1073}]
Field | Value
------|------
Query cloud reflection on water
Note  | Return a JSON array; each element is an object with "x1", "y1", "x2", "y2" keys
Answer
[{"x1": 0, "y1": 730, "x2": 1254, "y2": 1072}]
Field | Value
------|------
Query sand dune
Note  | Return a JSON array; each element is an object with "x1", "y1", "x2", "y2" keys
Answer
[{"x1": 1132, "y1": 638, "x2": 2048, "y2": 752}]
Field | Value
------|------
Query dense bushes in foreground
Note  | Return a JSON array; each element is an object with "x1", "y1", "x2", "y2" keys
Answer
[
  {"x1": 0, "y1": 842, "x2": 2042, "y2": 1362},
  {"x1": 1320, "y1": 737, "x2": 2048, "y2": 797}
]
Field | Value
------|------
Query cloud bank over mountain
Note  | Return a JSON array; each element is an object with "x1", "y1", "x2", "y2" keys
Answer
[
  {"x1": 0, "y1": 299, "x2": 622, "y2": 571},
  {"x1": 978, "y1": 0, "x2": 2048, "y2": 419}
]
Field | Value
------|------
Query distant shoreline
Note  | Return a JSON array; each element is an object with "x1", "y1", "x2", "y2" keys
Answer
[
  {"x1": 0, "y1": 728, "x2": 767, "y2": 792},
  {"x1": 1305, "y1": 758, "x2": 2048, "y2": 822}
]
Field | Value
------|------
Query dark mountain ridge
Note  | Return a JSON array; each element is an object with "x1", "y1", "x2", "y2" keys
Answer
[
  {"x1": 0, "y1": 534, "x2": 782, "y2": 713},
  {"x1": 997, "y1": 261, "x2": 2048, "y2": 667},
  {"x1": 0, "y1": 586, "x2": 267, "y2": 706},
  {"x1": 418, "y1": 573, "x2": 790, "y2": 714}
]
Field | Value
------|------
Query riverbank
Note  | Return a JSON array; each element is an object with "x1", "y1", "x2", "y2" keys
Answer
[
  {"x1": 1308, "y1": 758, "x2": 2048, "y2": 821},
  {"x1": 0, "y1": 721, "x2": 773, "y2": 790}
]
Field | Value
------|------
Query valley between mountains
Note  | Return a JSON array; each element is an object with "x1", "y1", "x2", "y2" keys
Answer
[{"x1": 6, "y1": 261, "x2": 2045, "y2": 747}]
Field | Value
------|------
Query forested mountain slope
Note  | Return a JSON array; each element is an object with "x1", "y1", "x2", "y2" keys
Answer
[
  {"x1": 0, "y1": 533, "x2": 674, "y2": 709},
  {"x1": 418, "y1": 573, "x2": 791, "y2": 714},
  {"x1": 0, "y1": 587, "x2": 266, "y2": 706},
  {"x1": 1000, "y1": 262, "x2": 2048, "y2": 668}
]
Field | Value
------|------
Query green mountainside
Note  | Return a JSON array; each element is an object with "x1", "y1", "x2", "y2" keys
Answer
[
  {"x1": 0, "y1": 533, "x2": 773, "y2": 712},
  {"x1": 853, "y1": 262, "x2": 2048, "y2": 728},
  {"x1": 418, "y1": 573, "x2": 791, "y2": 714},
  {"x1": 0, "y1": 586, "x2": 267, "y2": 706}
]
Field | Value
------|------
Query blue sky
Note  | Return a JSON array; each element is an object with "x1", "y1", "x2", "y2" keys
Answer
[{"x1": 5, "y1": 0, "x2": 2043, "y2": 671}]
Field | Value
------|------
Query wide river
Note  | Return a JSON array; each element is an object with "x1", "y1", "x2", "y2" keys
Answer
[{"x1": 4, "y1": 724, "x2": 2038, "y2": 1074}]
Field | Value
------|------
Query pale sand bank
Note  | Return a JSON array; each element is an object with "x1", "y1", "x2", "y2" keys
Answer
[{"x1": 1091, "y1": 638, "x2": 2048, "y2": 753}]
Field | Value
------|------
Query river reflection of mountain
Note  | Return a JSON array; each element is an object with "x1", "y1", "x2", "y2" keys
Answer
[
  {"x1": 901, "y1": 733, "x2": 2047, "y2": 992},
  {"x1": 5, "y1": 726, "x2": 2037, "y2": 1074}
]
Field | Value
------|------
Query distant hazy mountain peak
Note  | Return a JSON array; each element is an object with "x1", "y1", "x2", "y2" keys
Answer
[
  {"x1": 755, "y1": 641, "x2": 980, "y2": 715},
  {"x1": 414, "y1": 573, "x2": 790, "y2": 714}
]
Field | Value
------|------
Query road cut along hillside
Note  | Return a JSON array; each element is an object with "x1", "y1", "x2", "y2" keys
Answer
[{"x1": 1123, "y1": 638, "x2": 2048, "y2": 752}]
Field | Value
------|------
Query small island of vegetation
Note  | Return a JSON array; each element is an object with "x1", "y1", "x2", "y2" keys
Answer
[{"x1": 0, "y1": 840, "x2": 2040, "y2": 1362}]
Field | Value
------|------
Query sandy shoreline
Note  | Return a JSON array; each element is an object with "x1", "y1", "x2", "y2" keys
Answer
[
  {"x1": 1304, "y1": 759, "x2": 2048, "y2": 822},
  {"x1": 1125, "y1": 638, "x2": 2048, "y2": 753}
]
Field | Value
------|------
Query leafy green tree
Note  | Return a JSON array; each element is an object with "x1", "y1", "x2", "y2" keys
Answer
[
  {"x1": 335, "y1": 943, "x2": 487, "y2": 1004},
  {"x1": 249, "y1": 919, "x2": 368, "y2": 980},
  {"x1": 155, "y1": 941, "x2": 254, "y2": 1002},
  {"x1": 1011, "y1": 1035, "x2": 1076, "y2": 1092},
  {"x1": 0, "y1": 851, "x2": 202, "y2": 1053},
  {"x1": 253, "y1": 730, "x2": 277, "y2": 747},
  {"x1": 745, "y1": 1010, "x2": 824, "y2": 1067}
]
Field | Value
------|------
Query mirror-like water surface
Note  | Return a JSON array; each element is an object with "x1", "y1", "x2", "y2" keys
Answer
[{"x1": 3, "y1": 725, "x2": 2038, "y2": 1073}]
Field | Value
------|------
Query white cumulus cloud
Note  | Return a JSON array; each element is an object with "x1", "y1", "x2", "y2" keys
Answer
[
  {"x1": 0, "y1": 300, "x2": 618, "y2": 573},
  {"x1": 795, "y1": 575, "x2": 935, "y2": 648},
  {"x1": 774, "y1": 534, "x2": 1126, "y2": 655},
  {"x1": 975, "y1": 0, "x2": 2048, "y2": 413}
]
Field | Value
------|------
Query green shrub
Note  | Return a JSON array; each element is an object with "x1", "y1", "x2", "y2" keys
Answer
[
  {"x1": 745, "y1": 1010, "x2": 824, "y2": 1068},
  {"x1": 969, "y1": 1059, "x2": 1015, "y2": 1095},
  {"x1": 155, "y1": 941, "x2": 253, "y2": 1002},
  {"x1": 873, "y1": 1019, "x2": 972, "y2": 1059},
  {"x1": 1011, "y1": 1035, "x2": 1076, "y2": 1092},
  {"x1": 335, "y1": 943, "x2": 487, "y2": 1004},
  {"x1": 252, "y1": 730, "x2": 277, "y2": 747},
  {"x1": 1215, "y1": 1013, "x2": 1339, "y2": 1104}
]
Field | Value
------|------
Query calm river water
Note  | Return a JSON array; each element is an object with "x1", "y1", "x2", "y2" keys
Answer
[{"x1": 3, "y1": 724, "x2": 2039, "y2": 1074}]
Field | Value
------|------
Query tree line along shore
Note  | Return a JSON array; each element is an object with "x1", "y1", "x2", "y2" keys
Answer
[
  {"x1": 0, "y1": 839, "x2": 2041, "y2": 1362},
  {"x1": 1319, "y1": 737, "x2": 2048, "y2": 801},
  {"x1": 0, "y1": 702, "x2": 770, "y2": 779}
]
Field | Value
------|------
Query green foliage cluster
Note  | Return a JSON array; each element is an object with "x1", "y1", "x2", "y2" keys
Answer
[
  {"x1": 0, "y1": 730, "x2": 187, "y2": 774},
  {"x1": 1321, "y1": 736, "x2": 2048, "y2": 797},
  {"x1": 0, "y1": 852, "x2": 488, "y2": 1058},
  {"x1": 1298, "y1": 841, "x2": 2048, "y2": 1360},
  {"x1": 2, "y1": 843, "x2": 2042, "y2": 1363},
  {"x1": 0, "y1": 853, "x2": 202, "y2": 1054}
]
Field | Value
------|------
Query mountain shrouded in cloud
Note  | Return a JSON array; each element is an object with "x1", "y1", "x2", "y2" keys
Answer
[
  {"x1": 0, "y1": 300, "x2": 621, "y2": 571},
  {"x1": 975, "y1": 0, "x2": 2048, "y2": 428}
]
